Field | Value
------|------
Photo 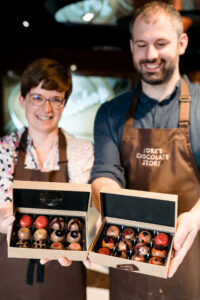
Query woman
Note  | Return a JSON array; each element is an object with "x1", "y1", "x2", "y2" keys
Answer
[{"x1": 0, "y1": 58, "x2": 93, "y2": 300}]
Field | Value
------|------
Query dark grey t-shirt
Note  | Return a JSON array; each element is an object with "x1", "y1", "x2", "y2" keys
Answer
[{"x1": 91, "y1": 76, "x2": 200, "y2": 187}]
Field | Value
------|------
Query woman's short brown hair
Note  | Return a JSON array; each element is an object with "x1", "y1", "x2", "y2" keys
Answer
[{"x1": 21, "y1": 58, "x2": 72, "y2": 102}]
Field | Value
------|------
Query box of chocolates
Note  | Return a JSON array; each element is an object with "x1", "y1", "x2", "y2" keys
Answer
[
  {"x1": 89, "y1": 187, "x2": 178, "y2": 278},
  {"x1": 8, "y1": 180, "x2": 91, "y2": 261}
]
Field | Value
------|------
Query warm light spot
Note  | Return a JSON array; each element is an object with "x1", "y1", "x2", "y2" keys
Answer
[{"x1": 22, "y1": 20, "x2": 30, "y2": 28}]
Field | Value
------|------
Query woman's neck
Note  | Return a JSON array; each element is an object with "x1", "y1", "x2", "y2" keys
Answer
[{"x1": 28, "y1": 128, "x2": 59, "y2": 168}]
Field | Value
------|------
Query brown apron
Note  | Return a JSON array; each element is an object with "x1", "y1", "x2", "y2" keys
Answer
[
  {"x1": 0, "y1": 128, "x2": 86, "y2": 300},
  {"x1": 110, "y1": 79, "x2": 200, "y2": 300}
]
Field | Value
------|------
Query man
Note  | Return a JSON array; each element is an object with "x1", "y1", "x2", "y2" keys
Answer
[{"x1": 91, "y1": 2, "x2": 200, "y2": 299}]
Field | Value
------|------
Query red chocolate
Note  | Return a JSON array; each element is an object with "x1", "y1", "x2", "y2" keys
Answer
[
  {"x1": 67, "y1": 243, "x2": 82, "y2": 251},
  {"x1": 33, "y1": 229, "x2": 48, "y2": 241},
  {"x1": 19, "y1": 215, "x2": 33, "y2": 227},
  {"x1": 134, "y1": 243, "x2": 149, "y2": 256},
  {"x1": 50, "y1": 242, "x2": 65, "y2": 250},
  {"x1": 149, "y1": 256, "x2": 163, "y2": 265},
  {"x1": 154, "y1": 233, "x2": 169, "y2": 248},
  {"x1": 17, "y1": 227, "x2": 32, "y2": 240},
  {"x1": 138, "y1": 230, "x2": 152, "y2": 244},
  {"x1": 35, "y1": 216, "x2": 49, "y2": 229},
  {"x1": 67, "y1": 231, "x2": 81, "y2": 243},
  {"x1": 106, "y1": 225, "x2": 120, "y2": 238},
  {"x1": 98, "y1": 247, "x2": 111, "y2": 255},
  {"x1": 122, "y1": 228, "x2": 136, "y2": 241},
  {"x1": 102, "y1": 236, "x2": 115, "y2": 249},
  {"x1": 67, "y1": 218, "x2": 82, "y2": 231},
  {"x1": 151, "y1": 247, "x2": 167, "y2": 258},
  {"x1": 51, "y1": 230, "x2": 65, "y2": 242},
  {"x1": 51, "y1": 217, "x2": 65, "y2": 230},
  {"x1": 131, "y1": 253, "x2": 146, "y2": 262},
  {"x1": 118, "y1": 239, "x2": 132, "y2": 251}
]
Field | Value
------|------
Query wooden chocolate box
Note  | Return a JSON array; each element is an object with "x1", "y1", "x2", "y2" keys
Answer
[
  {"x1": 89, "y1": 187, "x2": 178, "y2": 278},
  {"x1": 8, "y1": 180, "x2": 91, "y2": 261}
]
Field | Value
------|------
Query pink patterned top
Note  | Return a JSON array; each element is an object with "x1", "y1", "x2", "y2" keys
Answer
[{"x1": 0, "y1": 128, "x2": 94, "y2": 202}]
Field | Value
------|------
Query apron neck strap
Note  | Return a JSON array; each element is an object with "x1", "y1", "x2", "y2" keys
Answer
[
  {"x1": 125, "y1": 78, "x2": 191, "y2": 128},
  {"x1": 179, "y1": 77, "x2": 191, "y2": 128}
]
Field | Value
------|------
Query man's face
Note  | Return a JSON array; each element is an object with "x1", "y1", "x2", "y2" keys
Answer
[{"x1": 130, "y1": 14, "x2": 186, "y2": 85}]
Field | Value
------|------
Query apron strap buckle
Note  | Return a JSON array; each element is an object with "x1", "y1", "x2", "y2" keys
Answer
[
  {"x1": 178, "y1": 120, "x2": 190, "y2": 127},
  {"x1": 179, "y1": 95, "x2": 191, "y2": 102}
]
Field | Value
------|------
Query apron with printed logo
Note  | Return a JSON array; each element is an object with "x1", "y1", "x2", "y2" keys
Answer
[{"x1": 110, "y1": 79, "x2": 200, "y2": 300}]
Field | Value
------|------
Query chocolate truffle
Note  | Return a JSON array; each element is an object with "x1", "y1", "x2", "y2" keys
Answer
[
  {"x1": 149, "y1": 256, "x2": 163, "y2": 265},
  {"x1": 67, "y1": 243, "x2": 82, "y2": 251},
  {"x1": 118, "y1": 239, "x2": 132, "y2": 251},
  {"x1": 138, "y1": 230, "x2": 152, "y2": 244},
  {"x1": 131, "y1": 253, "x2": 146, "y2": 262},
  {"x1": 106, "y1": 225, "x2": 120, "y2": 238},
  {"x1": 114, "y1": 250, "x2": 128, "y2": 259},
  {"x1": 134, "y1": 243, "x2": 149, "y2": 256},
  {"x1": 51, "y1": 230, "x2": 65, "y2": 242},
  {"x1": 67, "y1": 231, "x2": 81, "y2": 243},
  {"x1": 32, "y1": 240, "x2": 47, "y2": 249},
  {"x1": 16, "y1": 240, "x2": 30, "y2": 248},
  {"x1": 102, "y1": 236, "x2": 115, "y2": 249},
  {"x1": 35, "y1": 216, "x2": 49, "y2": 229},
  {"x1": 51, "y1": 217, "x2": 65, "y2": 230},
  {"x1": 67, "y1": 218, "x2": 82, "y2": 231},
  {"x1": 50, "y1": 242, "x2": 65, "y2": 250},
  {"x1": 19, "y1": 215, "x2": 33, "y2": 227},
  {"x1": 17, "y1": 227, "x2": 32, "y2": 240},
  {"x1": 122, "y1": 228, "x2": 136, "y2": 241},
  {"x1": 98, "y1": 247, "x2": 111, "y2": 256},
  {"x1": 151, "y1": 247, "x2": 167, "y2": 258},
  {"x1": 154, "y1": 233, "x2": 169, "y2": 249},
  {"x1": 33, "y1": 229, "x2": 48, "y2": 241}
]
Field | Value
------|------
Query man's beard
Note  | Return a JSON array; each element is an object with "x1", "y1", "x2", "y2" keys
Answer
[{"x1": 134, "y1": 58, "x2": 177, "y2": 85}]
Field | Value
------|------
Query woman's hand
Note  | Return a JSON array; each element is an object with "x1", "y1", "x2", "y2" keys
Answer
[
  {"x1": 40, "y1": 257, "x2": 92, "y2": 268},
  {"x1": 0, "y1": 202, "x2": 13, "y2": 234},
  {"x1": 40, "y1": 257, "x2": 72, "y2": 267},
  {"x1": 168, "y1": 210, "x2": 200, "y2": 278},
  {"x1": 1, "y1": 215, "x2": 15, "y2": 243}
]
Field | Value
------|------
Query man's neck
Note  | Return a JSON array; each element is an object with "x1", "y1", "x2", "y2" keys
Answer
[{"x1": 141, "y1": 73, "x2": 180, "y2": 102}]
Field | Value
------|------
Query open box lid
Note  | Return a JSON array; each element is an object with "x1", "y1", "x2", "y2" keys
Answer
[
  {"x1": 99, "y1": 187, "x2": 178, "y2": 228},
  {"x1": 12, "y1": 180, "x2": 91, "y2": 212}
]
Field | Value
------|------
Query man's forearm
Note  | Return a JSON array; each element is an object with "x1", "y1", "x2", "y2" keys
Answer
[
  {"x1": 91, "y1": 177, "x2": 121, "y2": 211},
  {"x1": 190, "y1": 197, "x2": 200, "y2": 229}
]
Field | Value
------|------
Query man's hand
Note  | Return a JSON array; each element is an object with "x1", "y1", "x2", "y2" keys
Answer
[
  {"x1": 168, "y1": 210, "x2": 200, "y2": 278},
  {"x1": 95, "y1": 215, "x2": 102, "y2": 235}
]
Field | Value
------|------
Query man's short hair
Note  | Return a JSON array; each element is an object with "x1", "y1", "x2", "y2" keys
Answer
[{"x1": 130, "y1": 1, "x2": 183, "y2": 38}]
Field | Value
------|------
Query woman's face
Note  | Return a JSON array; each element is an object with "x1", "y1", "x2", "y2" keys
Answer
[{"x1": 20, "y1": 83, "x2": 65, "y2": 135}]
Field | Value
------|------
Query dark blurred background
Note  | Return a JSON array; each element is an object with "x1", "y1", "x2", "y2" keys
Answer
[{"x1": 0, "y1": 0, "x2": 200, "y2": 136}]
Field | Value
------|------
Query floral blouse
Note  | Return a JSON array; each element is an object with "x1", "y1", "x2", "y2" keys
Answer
[{"x1": 0, "y1": 128, "x2": 94, "y2": 202}]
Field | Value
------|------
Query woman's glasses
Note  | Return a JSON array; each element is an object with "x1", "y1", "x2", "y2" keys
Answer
[{"x1": 29, "y1": 94, "x2": 66, "y2": 108}]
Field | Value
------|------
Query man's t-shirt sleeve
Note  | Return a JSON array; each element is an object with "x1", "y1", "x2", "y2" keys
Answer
[{"x1": 90, "y1": 101, "x2": 126, "y2": 187}]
